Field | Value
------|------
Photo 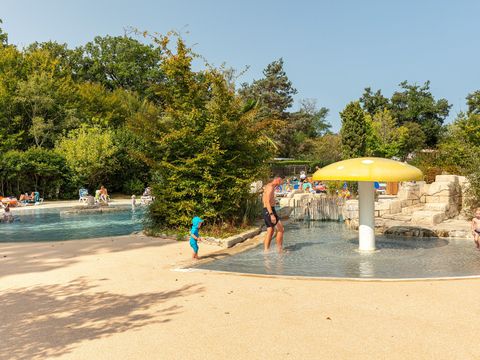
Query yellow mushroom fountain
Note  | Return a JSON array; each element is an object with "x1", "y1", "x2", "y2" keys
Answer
[{"x1": 312, "y1": 157, "x2": 423, "y2": 252}]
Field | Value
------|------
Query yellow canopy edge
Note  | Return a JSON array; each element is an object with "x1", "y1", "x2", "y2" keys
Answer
[{"x1": 312, "y1": 157, "x2": 423, "y2": 182}]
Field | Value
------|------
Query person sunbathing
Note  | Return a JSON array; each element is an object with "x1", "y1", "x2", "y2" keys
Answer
[
  {"x1": 19, "y1": 193, "x2": 30, "y2": 202},
  {"x1": 99, "y1": 185, "x2": 109, "y2": 203}
]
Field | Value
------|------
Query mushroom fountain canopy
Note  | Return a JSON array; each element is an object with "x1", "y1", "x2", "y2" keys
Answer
[
  {"x1": 312, "y1": 157, "x2": 423, "y2": 182},
  {"x1": 312, "y1": 157, "x2": 423, "y2": 252}
]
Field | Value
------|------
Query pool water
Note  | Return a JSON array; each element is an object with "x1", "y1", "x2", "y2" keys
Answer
[
  {"x1": 0, "y1": 207, "x2": 144, "y2": 242},
  {"x1": 196, "y1": 221, "x2": 480, "y2": 279}
]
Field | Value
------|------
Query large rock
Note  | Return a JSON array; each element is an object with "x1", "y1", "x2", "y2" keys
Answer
[
  {"x1": 401, "y1": 204, "x2": 424, "y2": 215},
  {"x1": 411, "y1": 210, "x2": 445, "y2": 225},
  {"x1": 424, "y1": 203, "x2": 449, "y2": 212},
  {"x1": 426, "y1": 181, "x2": 457, "y2": 197},
  {"x1": 435, "y1": 174, "x2": 459, "y2": 184}
]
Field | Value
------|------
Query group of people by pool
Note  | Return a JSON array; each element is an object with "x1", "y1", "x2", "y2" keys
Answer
[
  {"x1": 0, "y1": 191, "x2": 40, "y2": 208},
  {"x1": 274, "y1": 172, "x2": 351, "y2": 199}
]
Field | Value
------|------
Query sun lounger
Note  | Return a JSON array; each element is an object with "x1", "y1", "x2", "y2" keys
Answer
[{"x1": 79, "y1": 188, "x2": 89, "y2": 203}]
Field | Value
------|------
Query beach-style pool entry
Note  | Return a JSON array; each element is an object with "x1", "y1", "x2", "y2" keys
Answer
[
  {"x1": 0, "y1": 206, "x2": 143, "y2": 242},
  {"x1": 196, "y1": 221, "x2": 480, "y2": 279}
]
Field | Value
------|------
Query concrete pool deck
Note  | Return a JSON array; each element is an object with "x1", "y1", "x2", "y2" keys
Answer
[
  {"x1": 7, "y1": 198, "x2": 133, "y2": 213},
  {"x1": 2, "y1": 233, "x2": 480, "y2": 359}
]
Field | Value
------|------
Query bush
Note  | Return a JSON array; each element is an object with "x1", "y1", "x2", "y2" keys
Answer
[
  {"x1": 0, "y1": 147, "x2": 74, "y2": 198},
  {"x1": 122, "y1": 178, "x2": 145, "y2": 195}
]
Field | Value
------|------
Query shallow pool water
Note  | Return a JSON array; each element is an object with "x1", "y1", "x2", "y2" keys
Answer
[
  {"x1": 0, "y1": 206, "x2": 143, "y2": 242},
  {"x1": 195, "y1": 221, "x2": 480, "y2": 279}
]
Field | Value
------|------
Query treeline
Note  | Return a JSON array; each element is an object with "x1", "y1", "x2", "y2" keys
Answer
[
  {"x1": 338, "y1": 82, "x2": 480, "y2": 209},
  {"x1": 0, "y1": 22, "x2": 330, "y2": 202},
  {"x1": 0, "y1": 22, "x2": 334, "y2": 228},
  {"x1": 1, "y1": 17, "x2": 479, "y2": 223}
]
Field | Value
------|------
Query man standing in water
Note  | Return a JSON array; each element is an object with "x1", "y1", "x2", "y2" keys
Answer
[{"x1": 262, "y1": 176, "x2": 285, "y2": 252}]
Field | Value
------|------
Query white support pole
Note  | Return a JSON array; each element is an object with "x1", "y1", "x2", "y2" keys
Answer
[{"x1": 358, "y1": 181, "x2": 375, "y2": 252}]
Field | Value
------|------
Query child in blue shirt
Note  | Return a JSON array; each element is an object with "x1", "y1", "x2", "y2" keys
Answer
[{"x1": 190, "y1": 216, "x2": 204, "y2": 259}]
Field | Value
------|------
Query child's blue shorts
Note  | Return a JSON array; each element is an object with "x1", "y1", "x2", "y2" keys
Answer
[{"x1": 189, "y1": 238, "x2": 199, "y2": 253}]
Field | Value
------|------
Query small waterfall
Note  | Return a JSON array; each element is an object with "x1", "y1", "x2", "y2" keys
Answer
[{"x1": 291, "y1": 195, "x2": 345, "y2": 221}]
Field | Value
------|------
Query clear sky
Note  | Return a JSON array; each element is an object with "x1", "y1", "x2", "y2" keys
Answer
[{"x1": 2, "y1": 0, "x2": 479, "y2": 131}]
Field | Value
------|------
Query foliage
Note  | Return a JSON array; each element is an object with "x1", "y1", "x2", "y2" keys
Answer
[
  {"x1": 466, "y1": 91, "x2": 480, "y2": 115},
  {"x1": 340, "y1": 101, "x2": 367, "y2": 159},
  {"x1": 0, "y1": 147, "x2": 73, "y2": 198},
  {"x1": 0, "y1": 19, "x2": 8, "y2": 45},
  {"x1": 390, "y1": 81, "x2": 451, "y2": 147},
  {"x1": 110, "y1": 127, "x2": 150, "y2": 193},
  {"x1": 270, "y1": 160, "x2": 312, "y2": 166},
  {"x1": 410, "y1": 95, "x2": 480, "y2": 208},
  {"x1": 73, "y1": 35, "x2": 164, "y2": 97},
  {"x1": 298, "y1": 133, "x2": 342, "y2": 167},
  {"x1": 129, "y1": 36, "x2": 271, "y2": 229},
  {"x1": 238, "y1": 59, "x2": 331, "y2": 158},
  {"x1": 239, "y1": 58, "x2": 297, "y2": 120},
  {"x1": 359, "y1": 82, "x2": 451, "y2": 154},
  {"x1": 55, "y1": 125, "x2": 118, "y2": 189},
  {"x1": 360, "y1": 87, "x2": 389, "y2": 116},
  {"x1": 279, "y1": 100, "x2": 331, "y2": 158},
  {"x1": 365, "y1": 109, "x2": 400, "y2": 158}
]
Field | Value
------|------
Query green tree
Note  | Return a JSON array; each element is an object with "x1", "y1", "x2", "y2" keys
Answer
[
  {"x1": 340, "y1": 101, "x2": 367, "y2": 158},
  {"x1": 278, "y1": 99, "x2": 330, "y2": 158},
  {"x1": 466, "y1": 90, "x2": 480, "y2": 116},
  {"x1": 240, "y1": 58, "x2": 297, "y2": 119},
  {"x1": 299, "y1": 133, "x2": 342, "y2": 167},
  {"x1": 0, "y1": 147, "x2": 72, "y2": 198},
  {"x1": 360, "y1": 87, "x2": 389, "y2": 116},
  {"x1": 390, "y1": 81, "x2": 451, "y2": 147},
  {"x1": 365, "y1": 109, "x2": 402, "y2": 158},
  {"x1": 0, "y1": 44, "x2": 25, "y2": 151},
  {"x1": 75, "y1": 82, "x2": 143, "y2": 128},
  {"x1": 55, "y1": 125, "x2": 118, "y2": 188},
  {"x1": 130, "y1": 36, "x2": 271, "y2": 229},
  {"x1": 74, "y1": 35, "x2": 164, "y2": 96},
  {"x1": 0, "y1": 19, "x2": 8, "y2": 46},
  {"x1": 397, "y1": 122, "x2": 426, "y2": 160}
]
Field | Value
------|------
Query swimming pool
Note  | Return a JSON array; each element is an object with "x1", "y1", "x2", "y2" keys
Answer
[
  {"x1": 195, "y1": 221, "x2": 480, "y2": 279},
  {"x1": 0, "y1": 206, "x2": 143, "y2": 242}
]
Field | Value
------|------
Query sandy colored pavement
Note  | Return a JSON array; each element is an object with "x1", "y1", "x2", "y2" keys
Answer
[
  {"x1": 2, "y1": 234, "x2": 480, "y2": 360},
  {"x1": 8, "y1": 198, "x2": 132, "y2": 213}
]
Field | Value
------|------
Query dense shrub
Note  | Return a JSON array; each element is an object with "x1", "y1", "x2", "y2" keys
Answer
[{"x1": 0, "y1": 147, "x2": 74, "y2": 198}]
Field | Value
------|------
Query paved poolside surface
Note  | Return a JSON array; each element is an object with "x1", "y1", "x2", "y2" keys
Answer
[
  {"x1": 1, "y1": 233, "x2": 480, "y2": 360},
  {"x1": 8, "y1": 198, "x2": 133, "y2": 213}
]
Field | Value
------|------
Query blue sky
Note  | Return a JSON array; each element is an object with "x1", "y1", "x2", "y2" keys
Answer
[{"x1": 2, "y1": 0, "x2": 480, "y2": 131}]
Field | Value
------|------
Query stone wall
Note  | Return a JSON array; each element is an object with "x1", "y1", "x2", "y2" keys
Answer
[{"x1": 341, "y1": 175, "x2": 468, "y2": 228}]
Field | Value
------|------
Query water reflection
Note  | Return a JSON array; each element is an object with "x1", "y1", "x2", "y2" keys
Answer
[{"x1": 358, "y1": 254, "x2": 374, "y2": 277}]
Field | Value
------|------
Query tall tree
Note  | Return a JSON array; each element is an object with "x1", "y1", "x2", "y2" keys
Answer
[
  {"x1": 239, "y1": 58, "x2": 297, "y2": 120},
  {"x1": 74, "y1": 35, "x2": 164, "y2": 96},
  {"x1": 390, "y1": 81, "x2": 451, "y2": 147},
  {"x1": 129, "y1": 36, "x2": 271, "y2": 228},
  {"x1": 466, "y1": 90, "x2": 480, "y2": 116},
  {"x1": 0, "y1": 19, "x2": 8, "y2": 46},
  {"x1": 365, "y1": 108, "x2": 400, "y2": 158},
  {"x1": 359, "y1": 87, "x2": 389, "y2": 116},
  {"x1": 279, "y1": 99, "x2": 330, "y2": 158},
  {"x1": 340, "y1": 101, "x2": 367, "y2": 159}
]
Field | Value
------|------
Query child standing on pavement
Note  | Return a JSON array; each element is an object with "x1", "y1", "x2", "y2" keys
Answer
[{"x1": 190, "y1": 216, "x2": 204, "y2": 259}]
